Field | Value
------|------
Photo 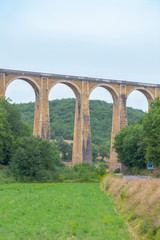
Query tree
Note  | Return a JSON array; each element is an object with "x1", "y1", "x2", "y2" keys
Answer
[
  {"x1": 0, "y1": 106, "x2": 13, "y2": 164},
  {"x1": 92, "y1": 143, "x2": 98, "y2": 161},
  {"x1": 99, "y1": 144, "x2": 109, "y2": 161},
  {"x1": 55, "y1": 137, "x2": 72, "y2": 161},
  {"x1": 0, "y1": 97, "x2": 31, "y2": 165},
  {"x1": 143, "y1": 97, "x2": 160, "y2": 167},
  {"x1": 0, "y1": 98, "x2": 31, "y2": 139},
  {"x1": 9, "y1": 136, "x2": 61, "y2": 181},
  {"x1": 113, "y1": 123, "x2": 146, "y2": 169}
]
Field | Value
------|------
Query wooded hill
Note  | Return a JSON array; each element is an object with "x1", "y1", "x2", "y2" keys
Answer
[{"x1": 18, "y1": 99, "x2": 144, "y2": 144}]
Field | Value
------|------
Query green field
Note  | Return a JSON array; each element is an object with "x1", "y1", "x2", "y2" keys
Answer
[{"x1": 0, "y1": 183, "x2": 131, "y2": 240}]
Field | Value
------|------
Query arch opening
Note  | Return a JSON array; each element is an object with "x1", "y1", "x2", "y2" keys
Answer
[
  {"x1": 126, "y1": 89, "x2": 150, "y2": 125},
  {"x1": 5, "y1": 79, "x2": 37, "y2": 131},
  {"x1": 49, "y1": 83, "x2": 77, "y2": 164},
  {"x1": 89, "y1": 86, "x2": 114, "y2": 168}
]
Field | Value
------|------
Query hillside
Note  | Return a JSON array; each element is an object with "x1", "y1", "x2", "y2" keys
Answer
[{"x1": 18, "y1": 99, "x2": 144, "y2": 144}]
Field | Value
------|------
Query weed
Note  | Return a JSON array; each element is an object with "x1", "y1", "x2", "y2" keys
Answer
[
  {"x1": 120, "y1": 191, "x2": 127, "y2": 200},
  {"x1": 105, "y1": 183, "x2": 110, "y2": 191},
  {"x1": 128, "y1": 212, "x2": 138, "y2": 222}
]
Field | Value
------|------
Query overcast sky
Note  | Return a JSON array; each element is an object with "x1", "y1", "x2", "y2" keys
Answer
[{"x1": 1, "y1": 0, "x2": 160, "y2": 111}]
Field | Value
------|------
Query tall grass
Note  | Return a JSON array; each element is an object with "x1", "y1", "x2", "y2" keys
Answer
[{"x1": 102, "y1": 176, "x2": 160, "y2": 240}]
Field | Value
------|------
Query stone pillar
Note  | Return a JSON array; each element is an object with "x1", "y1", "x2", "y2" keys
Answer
[
  {"x1": 109, "y1": 98, "x2": 121, "y2": 172},
  {"x1": 72, "y1": 96, "x2": 83, "y2": 165},
  {"x1": 72, "y1": 81, "x2": 92, "y2": 166},
  {"x1": 0, "y1": 73, "x2": 5, "y2": 97},
  {"x1": 119, "y1": 91, "x2": 127, "y2": 172},
  {"x1": 82, "y1": 82, "x2": 92, "y2": 164},
  {"x1": 109, "y1": 86, "x2": 127, "y2": 172},
  {"x1": 33, "y1": 90, "x2": 41, "y2": 137},
  {"x1": 120, "y1": 93, "x2": 127, "y2": 129},
  {"x1": 40, "y1": 77, "x2": 50, "y2": 141}
]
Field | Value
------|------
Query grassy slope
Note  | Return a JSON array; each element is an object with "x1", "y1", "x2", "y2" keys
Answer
[
  {"x1": 102, "y1": 176, "x2": 160, "y2": 240},
  {"x1": 0, "y1": 183, "x2": 131, "y2": 240}
]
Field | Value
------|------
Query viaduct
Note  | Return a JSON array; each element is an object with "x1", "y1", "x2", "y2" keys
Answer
[{"x1": 0, "y1": 69, "x2": 160, "y2": 172}]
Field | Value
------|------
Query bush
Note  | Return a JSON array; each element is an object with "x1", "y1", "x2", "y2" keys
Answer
[
  {"x1": 55, "y1": 163, "x2": 102, "y2": 183},
  {"x1": 114, "y1": 168, "x2": 120, "y2": 173},
  {"x1": 9, "y1": 136, "x2": 61, "y2": 181},
  {"x1": 97, "y1": 165, "x2": 107, "y2": 176},
  {"x1": 55, "y1": 137, "x2": 72, "y2": 161}
]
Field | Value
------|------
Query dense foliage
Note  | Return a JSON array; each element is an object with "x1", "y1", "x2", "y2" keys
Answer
[
  {"x1": 55, "y1": 137, "x2": 72, "y2": 161},
  {"x1": 114, "y1": 97, "x2": 160, "y2": 169},
  {"x1": 113, "y1": 123, "x2": 146, "y2": 169},
  {"x1": 0, "y1": 98, "x2": 109, "y2": 182},
  {"x1": 143, "y1": 97, "x2": 160, "y2": 167},
  {"x1": 9, "y1": 136, "x2": 61, "y2": 181},
  {"x1": 0, "y1": 97, "x2": 31, "y2": 165},
  {"x1": 0, "y1": 98, "x2": 62, "y2": 182}
]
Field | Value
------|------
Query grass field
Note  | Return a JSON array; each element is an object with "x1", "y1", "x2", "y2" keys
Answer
[{"x1": 0, "y1": 183, "x2": 131, "y2": 240}]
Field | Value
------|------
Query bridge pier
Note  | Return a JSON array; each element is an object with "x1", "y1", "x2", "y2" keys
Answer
[
  {"x1": 40, "y1": 77, "x2": 50, "y2": 141},
  {"x1": 33, "y1": 91, "x2": 41, "y2": 137},
  {"x1": 109, "y1": 91, "x2": 127, "y2": 173},
  {"x1": 109, "y1": 98, "x2": 121, "y2": 172},
  {"x1": 81, "y1": 82, "x2": 92, "y2": 164},
  {"x1": 72, "y1": 82, "x2": 92, "y2": 166},
  {"x1": 72, "y1": 97, "x2": 83, "y2": 165}
]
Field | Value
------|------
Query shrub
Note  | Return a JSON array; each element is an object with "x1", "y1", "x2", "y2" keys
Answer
[
  {"x1": 97, "y1": 165, "x2": 107, "y2": 176},
  {"x1": 9, "y1": 136, "x2": 60, "y2": 181},
  {"x1": 114, "y1": 168, "x2": 120, "y2": 173}
]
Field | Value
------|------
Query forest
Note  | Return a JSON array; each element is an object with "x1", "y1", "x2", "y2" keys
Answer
[{"x1": 18, "y1": 98, "x2": 144, "y2": 144}]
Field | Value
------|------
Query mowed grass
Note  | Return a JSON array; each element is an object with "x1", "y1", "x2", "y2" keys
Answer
[{"x1": 0, "y1": 183, "x2": 131, "y2": 240}]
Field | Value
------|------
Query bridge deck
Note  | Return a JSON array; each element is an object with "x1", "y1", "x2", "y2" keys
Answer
[{"x1": 0, "y1": 68, "x2": 159, "y2": 88}]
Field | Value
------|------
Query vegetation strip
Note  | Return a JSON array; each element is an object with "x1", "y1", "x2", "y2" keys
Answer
[
  {"x1": 0, "y1": 183, "x2": 131, "y2": 239},
  {"x1": 102, "y1": 175, "x2": 160, "y2": 240}
]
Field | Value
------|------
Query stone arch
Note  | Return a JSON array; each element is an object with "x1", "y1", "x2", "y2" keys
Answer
[
  {"x1": 127, "y1": 87, "x2": 154, "y2": 107},
  {"x1": 89, "y1": 83, "x2": 119, "y2": 103},
  {"x1": 48, "y1": 80, "x2": 81, "y2": 99},
  {"x1": 5, "y1": 76, "x2": 41, "y2": 137},
  {"x1": 48, "y1": 80, "x2": 82, "y2": 165},
  {"x1": 89, "y1": 83, "x2": 120, "y2": 166},
  {"x1": 5, "y1": 76, "x2": 41, "y2": 96}
]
